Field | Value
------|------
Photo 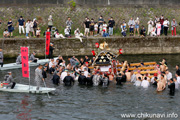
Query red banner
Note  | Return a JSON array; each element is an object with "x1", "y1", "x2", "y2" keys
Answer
[
  {"x1": 21, "y1": 47, "x2": 29, "y2": 78},
  {"x1": 46, "y1": 32, "x2": 51, "y2": 55}
]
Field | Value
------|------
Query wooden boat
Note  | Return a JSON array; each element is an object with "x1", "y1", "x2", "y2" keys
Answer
[
  {"x1": 0, "y1": 83, "x2": 56, "y2": 94},
  {"x1": 0, "y1": 57, "x2": 58, "y2": 71}
]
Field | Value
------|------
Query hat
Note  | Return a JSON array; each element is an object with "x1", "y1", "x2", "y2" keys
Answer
[
  {"x1": 65, "y1": 69, "x2": 68, "y2": 72},
  {"x1": 7, "y1": 71, "x2": 12, "y2": 74}
]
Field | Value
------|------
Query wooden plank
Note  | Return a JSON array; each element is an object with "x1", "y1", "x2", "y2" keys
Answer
[
  {"x1": 117, "y1": 66, "x2": 155, "y2": 71},
  {"x1": 134, "y1": 71, "x2": 158, "y2": 74},
  {"x1": 117, "y1": 62, "x2": 157, "y2": 67},
  {"x1": 130, "y1": 62, "x2": 157, "y2": 67}
]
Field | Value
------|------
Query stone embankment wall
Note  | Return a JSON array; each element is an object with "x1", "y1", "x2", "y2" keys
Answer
[
  {"x1": 0, "y1": 37, "x2": 180, "y2": 58},
  {"x1": 0, "y1": 0, "x2": 180, "y2": 6}
]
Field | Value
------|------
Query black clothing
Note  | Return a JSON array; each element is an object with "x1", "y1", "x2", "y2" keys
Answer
[
  {"x1": 90, "y1": 22, "x2": 95, "y2": 31},
  {"x1": 49, "y1": 46, "x2": 54, "y2": 59},
  {"x1": 164, "y1": 27, "x2": 168, "y2": 36},
  {"x1": 78, "y1": 75, "x2": 87, "y2": 85},
  {"x1": 32, "y1": 59, "x2": 37, "y2": 63},
  {"x1": 11, "y1": 82, "x2": 16, "y2": 89},
  {"x1": 86, "y1": 77, "x2": 93, "y2": 86},
  {"x1": 84, "y1": 58, "x2": 90, "y2": 63},
  {"x1": 176, "y1": 69, "x2": 180, "y2": 76},
  {"x1": 84, "y1": 21, "x2": 91, "y2": 28},
  {"x1": 152, "y1": 81, "x2": 157, "y2": 86},
  {"x1": 48, "y1": 25, "x2": 53, "y2": 31},
  {"x1": 63, "y1": 76, "x2": 74, "y2": 86},
  {"x1": 140, "y1": 28, "x2": 146, "y2": 36},
  {"x1": 58, "y1": 59, "x2": 63, "y2": 65},
  {"x1": 42, "y1": 71, "x2": 47, "y2": 79},
  {"x1": 121, "y1": 75, "x2": 127, "y2": 82},
  {"x1": 80, "y1": 61, "x2": 84, "y2": 66},
  {"x1": 168, "y1": 83, "x2": 175, "y2": 95},
  {"x1": 0, "y1": 63, "x2": 3, "y2": 67},
  {"x1": 52, "y1": 74, "x2": 60, "y2": 85},
  {"x1": 116, "y1": 77, "x2": 122, "y2": 85},
  {"x1": 49, "y1": 67, "x2": 55, "y2": 74},
  {"x1": 108, "y1": 20, "x2": 115, "y2": 27},
  {"x1": 44, "y1": 65, "x2": 49, "y2": 72}
]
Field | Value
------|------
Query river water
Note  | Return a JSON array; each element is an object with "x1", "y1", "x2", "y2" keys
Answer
[{"x1": 0, "y1": 54, "x2": 180, "y2": 120}]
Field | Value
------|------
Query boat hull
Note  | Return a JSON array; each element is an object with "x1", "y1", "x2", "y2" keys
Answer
[
  {"x1": 0, "y1": 57, "x2": 57, "y2": 71},
  {"x1": 0, "y1": 84, "x2": 56, "y2": 94}
]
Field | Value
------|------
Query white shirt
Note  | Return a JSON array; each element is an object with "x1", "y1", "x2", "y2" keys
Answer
[
  {"x1": 175, "y1": 81, "x2": 179, "y2": 89},
  {"x1": 64, "y1": 28, "x2": 69, "y2": 35},
  {"x1": 84, "y1": 71, "x2": 88, "y2": 78},
  {"x1": 131, "y1": 74, "x2": 136, "y2": 82},
  {"x1": 60, "y1": 71, "x2": 67, "y2": 81},
  {"x1": 25, "y1": 22, "x2": 30, "y2": 33},
  {"x1": 166, "y1": 72, "x2": 172, "y2": 81},
  {"x1": 141, "y1": 80, "x2": 150, "y2": 88},
  {"x1": 163, "y1": 20, "x2": 170, "y2": 27},
  {"x1": 94, "y1": 24, "x2": 98, "y2": 30},
  {"x1": 151, "y1": 77, "x2": 155, "y2": 83},
  {"x1": 177, "y1": 76, "x2": 180, "y2": 84},
  {"x1": 49, "y1": 61, "x2": 55, "y2": 68},
  {"x1": 134, "y1": 80, "x2": 141, "y2": 87},
  {"x1": 103, "y1": 24, "x2": 107, "y2": 31}
]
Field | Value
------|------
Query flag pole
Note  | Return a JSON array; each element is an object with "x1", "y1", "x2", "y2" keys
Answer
[{"x1": 28, "y1": 46, "x2": 31, "y2": 91}]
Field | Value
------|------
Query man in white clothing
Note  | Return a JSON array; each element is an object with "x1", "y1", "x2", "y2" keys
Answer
[
  {"x1": 173, "y1": 78, "x2": 179, "y2": 89},
  {"x1": 131, "y1": 70, "x2": 136, "y2": 83},
  {"x1": 74, "y1": 28, "x2": 84, "y2": 43},
  {"x1": 166, "y1": 69, "x2": 172, "y2": 81},
  {"x1": 84, "y1": 68, "x2": 88, "y2": 78},
  {"x1": 141, "y1": 77, "x2": 150, "y2": 88},
  {"x1": 147, "y1": 18, "x2": 154, "y2": 35},
  {"x1": 60, "y1": 70, "x2": 68, "y2": 81},
  {"x1": 176, "y1": 74, "x2": 180, "y2": 84},
  {"x1": 49, "y1": 59, "x2": 55, "y2": 68}
]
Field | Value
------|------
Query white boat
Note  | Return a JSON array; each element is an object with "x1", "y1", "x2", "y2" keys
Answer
[
  {"x1": 0, "y1": 83, "x2": 56, "y2": 94},
  {"x1": 0, "y1": 57, "x2": 58, "y2": 71}
]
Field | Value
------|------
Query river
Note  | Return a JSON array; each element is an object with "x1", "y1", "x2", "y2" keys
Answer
[{"x1": 0, "y1": 54, "x2": 179, "y2": 120}]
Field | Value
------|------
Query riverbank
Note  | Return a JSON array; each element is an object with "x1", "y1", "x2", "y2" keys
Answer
[
  {"x1": 1, "y1": 36, "x2": 180, "y2": 58},
  {"x1": 0, "y1": 5, "x2": 180, "y2": 38}
]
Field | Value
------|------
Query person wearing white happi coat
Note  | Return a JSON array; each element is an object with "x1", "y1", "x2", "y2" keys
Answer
[
  {"x1": 141, "y1": 77, "x2": 150, "y2": 88},
  {"x1": 147, "y1": 18, "x2": 154, "y2": 35}
]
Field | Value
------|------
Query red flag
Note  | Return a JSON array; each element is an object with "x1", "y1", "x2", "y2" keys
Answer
[
  {"x1": 119, "y1": 49, "x2": 123, "y2": 54},
  {"x1": 95, "y1": 43, "x2": 99, "y2": 48},
  {"x1": 46, "y1": 32, "x2": 51, "y2": 55},
  {"x1": 21, "y1": 47, "x2": 29, "y2": 78},
  {"x1": 91, "y1": 50, "x2": 96, "y2": 56}
]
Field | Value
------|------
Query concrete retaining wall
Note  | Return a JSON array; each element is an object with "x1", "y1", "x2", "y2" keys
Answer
[{"x1": 0, "y1": 37, "x2": 180, "y2": 58}]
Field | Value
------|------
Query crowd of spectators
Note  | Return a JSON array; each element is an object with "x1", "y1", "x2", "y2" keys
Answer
[{"x1": 1, "y1": 15, "x2": 178, "y2": 39}]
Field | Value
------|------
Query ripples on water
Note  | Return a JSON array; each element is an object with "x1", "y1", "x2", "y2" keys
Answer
[{"x1": 0, "y1": 55, "x2": 180, "y2": 120}]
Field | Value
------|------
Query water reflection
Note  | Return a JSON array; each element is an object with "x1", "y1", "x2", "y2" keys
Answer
[{"x1": 16, "y1": 96, "x2": 32, "y2": 120}]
